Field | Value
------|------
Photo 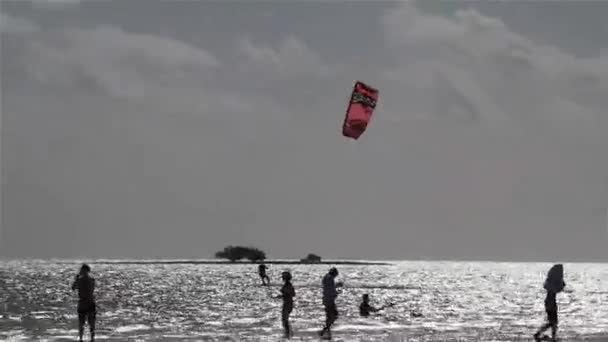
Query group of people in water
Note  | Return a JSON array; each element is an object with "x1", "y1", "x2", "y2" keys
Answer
[
  {"x1": 261, "y1": 265, "x2": 393, "y2": 339},
  {"x1": 260, "y1": 262, "x2": 565, "y2": 341},
  {"x1": 70, "y1": 262, "x2": 565, "y2": 342}
]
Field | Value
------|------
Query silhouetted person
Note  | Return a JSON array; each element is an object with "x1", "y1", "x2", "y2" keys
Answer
[
  {"x1": 319, "y1": 267, "x2": 343, "y2": 340},
  {"x1": 258, "y1": 264, "x2": 270, "y2": 285},
  {"x1": 72, "y1": 264, "x2": 96, "y2": 342},
  {"x1": 534, "y1": 264, "x2": 565, "y2": 342},
  {"x1": 278, "y1": 271, "x2": 295, "y2": 339},
  {"x1": 359, "y1": 294, "x2": 394, "y2": 317}
]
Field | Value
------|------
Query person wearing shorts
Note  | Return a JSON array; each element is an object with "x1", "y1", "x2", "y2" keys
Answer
[{"x1": 72, "y1": 264, "x2": 96, "y2": 342}]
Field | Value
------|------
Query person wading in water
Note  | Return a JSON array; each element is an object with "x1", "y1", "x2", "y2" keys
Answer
[
  {"x1": 319, "y1": 267, "x2": 343, "y2": 340},
  {"x1": 534, "y1": 264, "x2": 566, "y2": 342},
  {"x1": 277, "y1": 271, "x2": 295, "y2": 338},
  {"x1": 258, "y1": 264, "x2": 270, "y2": 286},
  {"x1": 72, "y1": 264, "x2": 96, "y2": 342}
]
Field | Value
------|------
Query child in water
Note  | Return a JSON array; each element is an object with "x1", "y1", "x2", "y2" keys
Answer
[{"x1": 359, "y1": 294, "x2": 394, "y2": 317}]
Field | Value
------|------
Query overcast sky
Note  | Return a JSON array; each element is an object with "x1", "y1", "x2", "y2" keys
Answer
[{"x1": 1, "y1": 0, "x2": 607, "y2": 261}]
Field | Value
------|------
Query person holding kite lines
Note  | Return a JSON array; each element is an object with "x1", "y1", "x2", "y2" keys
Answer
[{"x1": 258, "y1": 263, "x2": 270, "y2": 286}]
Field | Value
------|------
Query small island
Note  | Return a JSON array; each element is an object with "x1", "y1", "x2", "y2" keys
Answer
[
  {"x1": 83, "y1": 246, "x2": 391, "y2": 266},
  {"x1": 300, "y1": 253, "x2": 322, "y2": 264}
]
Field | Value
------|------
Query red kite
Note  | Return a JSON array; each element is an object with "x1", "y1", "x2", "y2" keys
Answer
[{"x1": 342, "y1": 81, "x2": 379, "y2": 140}]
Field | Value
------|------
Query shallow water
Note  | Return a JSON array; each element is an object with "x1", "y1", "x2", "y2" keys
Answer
[{"x1": 1, "y1": 260, "x2": 607, "y2": 341}]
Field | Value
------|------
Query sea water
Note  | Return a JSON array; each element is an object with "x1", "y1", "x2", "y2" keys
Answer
[{"x1": 1, "y1": 260, "x2": 607, "y2": 341}]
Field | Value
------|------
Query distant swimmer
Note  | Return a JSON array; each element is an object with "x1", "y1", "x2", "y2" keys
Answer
[
  {"x1": 534, "y1": 264, "x2": 566, "y2": 342},
  {"x1": 71, "y1": 264, "x2": 96, "y2": 342},
  {"x1": 359, "y1": 294, "x2": 394, "y2": 317},
  {"x1": 277, "y1": 271, "x2": 296, "y2": 339},
  {"x1": 258, "y1": 264, "x2": 270, "y2": 286},
  {"x1": 319, "y1": 267, "x2": 343, "y2": 340}
]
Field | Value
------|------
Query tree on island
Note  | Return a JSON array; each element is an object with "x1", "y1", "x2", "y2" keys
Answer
[{"x1": 215, "y1": 246, "x2": 266, "y2": 262}]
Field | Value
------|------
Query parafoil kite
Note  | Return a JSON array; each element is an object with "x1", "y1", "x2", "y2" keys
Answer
[{"x1": 342, "y1": 81, "x2": 379, "y2": 140}]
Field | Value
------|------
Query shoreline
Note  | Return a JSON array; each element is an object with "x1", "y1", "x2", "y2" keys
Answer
[
  {"x1": 3, "y1": 258, "x2": 607, "y2": 264},
  {"x1": 50, "y1": 260, "x2": 393, "y2": 266}
]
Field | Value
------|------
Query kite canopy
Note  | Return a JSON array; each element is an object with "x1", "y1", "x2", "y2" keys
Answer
[{"x1": 342, "y1": 81, "x2": 379, "y2": 140}]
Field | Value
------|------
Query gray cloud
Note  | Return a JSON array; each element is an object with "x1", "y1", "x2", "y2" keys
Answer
[
  {"x1": 29, "y1": 0, "x2": 81, "y2": 9},
  {"x1": 0, "y1": 12, "x2": 39, "y2": 33},
  {"x1": 24, "y1": 25, "x2": 220, "y2": 97},
  {"x1": 13, "y1": 3, "x2": 607, "y2": 131},
  {"x1": 236, "y1": 35, "x2": 330, "y2": 79},
  {"x1": 380, "y1": 2, "x2": 607, "y2": 134}
]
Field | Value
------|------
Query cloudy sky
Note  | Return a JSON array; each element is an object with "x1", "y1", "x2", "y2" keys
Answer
[{"x1": 1, "y1": 0, "x2": 607, "y2": 261}]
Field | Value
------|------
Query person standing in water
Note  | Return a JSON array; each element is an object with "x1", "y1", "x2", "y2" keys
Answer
[
  {"x1": 277, "y1": 271, "x2": 295, "y2": 339},
  {"x1": 71, "y1": 264, "x2": 96, "y2": 342},
  {"x1": 359, "y1": 294, "x2": 394, "y2": 317},
  {"x1": 534, "y1": 264, "x2": 565, "y2": 342},
  {"x1": 258, "y1": 264, "x2": 270, "y2": 285},
  {"x1": 319, "y1": 267, "x2": 343, "y2": 340}
]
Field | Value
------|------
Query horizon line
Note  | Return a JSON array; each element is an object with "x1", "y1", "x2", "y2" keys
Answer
[{"x1": 1, "y1": 257, "x2": 607, "y2": 264}]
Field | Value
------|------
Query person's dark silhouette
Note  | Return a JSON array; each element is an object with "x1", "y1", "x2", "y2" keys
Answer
[
  {"x1": 319, "y1": 267, "x2": 343, "y2": 339},
  {"x1": 258, "y1": 264, "x2": 270, "y2": 285},
  {"x1": 278, "y1": 271, "x2": 295, "y2": 339},
  {"x1": 71, "y1": 264, "x2": 96, "y2": 342},
  {"x1": 359, "y1": 294, "x2": 393, "y2": 317},
  {"x1": 534, "y1": 264, "x2": 565, "y2": 342}
]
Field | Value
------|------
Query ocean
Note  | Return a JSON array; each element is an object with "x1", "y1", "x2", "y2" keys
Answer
[{"x1": 1, "y1": 260, "x2": 607, "y2": 341}]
